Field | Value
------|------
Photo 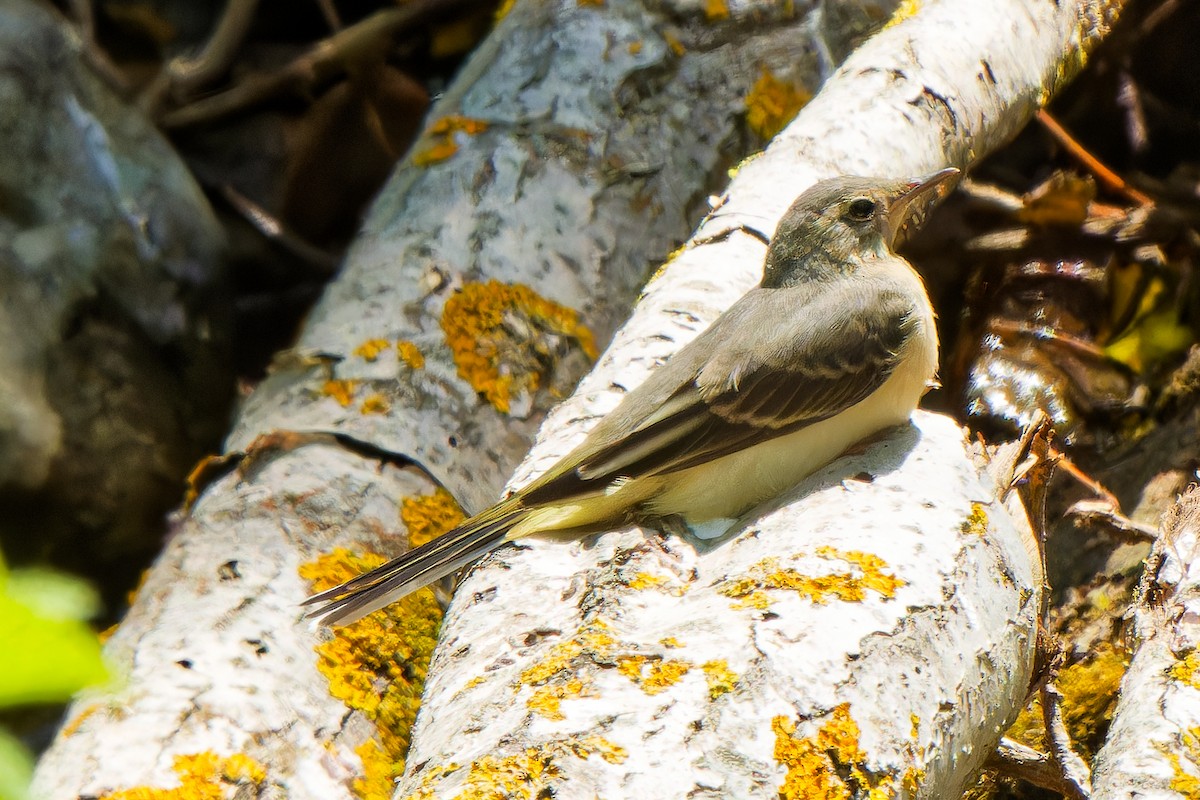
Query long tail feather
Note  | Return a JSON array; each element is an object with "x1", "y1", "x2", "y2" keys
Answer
[{"x1": 305, "y1": 499, "x2": 528, "y2": 625}]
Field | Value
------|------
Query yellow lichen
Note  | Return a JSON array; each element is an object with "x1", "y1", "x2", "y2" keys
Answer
[
  {"x1": 401, "y1": 488, "x2": 467, "y2": 549},
  {"x1": 300, "y1": 549, "x2": 445, "y2": 793},
  {"x1": 641, "y1": 660, "x2": 690, "y2": 694},
  {"x1": 321, "y1": 379, "x2": 360, "y2": 407},
  {"x1": 565, "y1": 736, "x2": 627, "y2": 764},
  {"x1": 354, "y1": 739, "x2": 398, "y2": 800},
  {"x1": 402, "y1": 737, "x2": 628, "y2": 800},
  {"x1": 626, "y1": 571, "x2": 669, "y2": 590},
  {"x1": 1007, "y1": 641, "x2": 1128, "y2": 757},
  {"x1": 397, "y1": 340, "x2": 426, "y2": 369},
  {"x1": 521, "y1": 623, "x2": 615, "y2": 683},
  {"x1": 659, "y1": 637, "x2": 684, "y2": 649},
  {"x1": 721, "y1": 548, "x2": 904, "y2": 610},
  {"x1": 744, "y1": 68, "x2": 811, "y2": 140},
  {"x1": 440, "y1": 280, "x2": 596, "y2": 413},
  {"x1": 701, "y1": 659, "x2": 737, "y2": 699},
  {"x1": 360, "y1": 394, "x2": 391, "y2": 415},
  {"x1": 773, "y1": 705, "x2": 897, "y2": 800},
  {"x1": 493, "y1": 0, "x2": 516, "y2": 21},
  {"x1": 1168, "y1": 726, "x2": 1200, "y2": 798},
  {"x1": 961, "y1": 503, "x2": 989, "y2": 536},
  {"x1": 412, "y1": 116, "x2": 490, "y2": 166},
  {"x1": 627, "y1": 40, "x2": 643, "y2": 55},
  {"x1": 615, "y1": 655, "x2": 647, "y2": 682},
  {"x1": 527, "y1": 677, "x2": 588, "y2": 720},
  {"x1": 883, "y1": 0, "x2": 922, "y2": 28},
  {"x1": 615, "y1": 656, "x2": 690, "y2": 695},
  {"x1": 354, "y1": 338, "x2": 392, "y2": 361},
  {"x1": 1174, "y1": 652, "x2": 1200, "y2": 688},
  {"x1": 704, "y1": 0, "x2": 729, "y2": 21},
  {"x1": 98, "y1": 751, "x2": 267, "y2": 800}
]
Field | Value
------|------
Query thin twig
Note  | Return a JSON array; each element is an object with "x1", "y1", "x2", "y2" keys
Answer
[
  {"x1": 1042, "y1": 681, "x2": 1093, "y2": 800},
  {"x1": 316, "y1": 0, "x2": 344, "y2": 31},
  {"x1": 1036, "y1": 109, "x2": 1154, "y2": 207},
  {"x1": 1067, "y1": 498, "x2": 1160, "y2": 542},
  {"x1": 218, "y1": 184, "x2": 339, "y2": 275},
  {"x1": 989, "y1": 737, "x2": 1079, "y2": 797},
  {"x1": 160, "y1": 0, "x2": 486, "y2": 129},
  {"x1": 141, "y1": 0, "x2": 262, "y2": 116}
]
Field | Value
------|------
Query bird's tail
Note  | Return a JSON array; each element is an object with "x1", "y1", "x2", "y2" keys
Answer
[{"x1": 304, "y1": 497, "x2": 528, "y2": 625}]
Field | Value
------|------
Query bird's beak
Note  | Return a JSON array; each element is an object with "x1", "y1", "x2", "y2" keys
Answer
[{"x1": 885, "y1": 167, "x2": 960, "y2": 246}]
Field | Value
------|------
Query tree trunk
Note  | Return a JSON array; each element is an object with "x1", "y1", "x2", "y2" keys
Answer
[{"x1": 31, "y1": 0, "x2": 902, "y2": 797}]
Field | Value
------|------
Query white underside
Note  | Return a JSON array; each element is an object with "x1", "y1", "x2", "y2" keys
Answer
[{"x1": 511, "y1": 268, "x2": 939, "y2": 537}]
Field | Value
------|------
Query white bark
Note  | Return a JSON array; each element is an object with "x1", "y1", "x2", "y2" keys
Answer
[
  {"x1": 404, "y1": 413, "x2": 1039, "y2": 799},
  {"x1": 398, "y1": 0, "x2": 1122, "y2": 796},
  {"x1": 1091, "y1": 486, "x2": 1200, "y2": 800},
  {"x1": 32, "y1": 0, "x2": 896, "y2": 796}
]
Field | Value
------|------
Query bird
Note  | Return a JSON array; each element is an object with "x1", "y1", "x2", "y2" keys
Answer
[{"x1": 306, "y1": 168, "x2": 958, "y2": 625}]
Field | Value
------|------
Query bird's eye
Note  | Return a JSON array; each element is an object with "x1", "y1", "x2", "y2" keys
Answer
[{"x1": 846, "y1": 198, "x2": 877, "y2": 221}]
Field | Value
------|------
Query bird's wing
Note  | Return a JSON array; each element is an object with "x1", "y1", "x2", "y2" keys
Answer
[{"x1": 551, "y1": 279, "x2": 920, "y2": 488}]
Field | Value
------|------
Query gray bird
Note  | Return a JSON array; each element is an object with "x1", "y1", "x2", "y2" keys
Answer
[{"x1": 306, "y1": 168, "x2": 957, "y2": 625}]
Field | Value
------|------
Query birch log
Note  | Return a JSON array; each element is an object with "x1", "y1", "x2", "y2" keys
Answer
[
  {"x1": 1090, "y1": 486, "x2": 1200, "y2": 799},
  {"x1": 31, "y1": 0, "x2": 898, "y2": 797},
  {"x1": 395, "y1": 0, "x2": 1123, "y2": 797}
]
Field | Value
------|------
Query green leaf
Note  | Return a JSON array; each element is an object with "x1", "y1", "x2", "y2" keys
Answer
[
  {"x1": 0, "y1": 560, "x2": 107, "y2": 707},
  {"x1": 0, "y1": 727, "x2": 32, "y2": 800}
]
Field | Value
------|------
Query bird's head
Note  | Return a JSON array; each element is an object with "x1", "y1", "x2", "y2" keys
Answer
[{"x1": 761, "y1": 168, "x2": 958, "y2": 288}]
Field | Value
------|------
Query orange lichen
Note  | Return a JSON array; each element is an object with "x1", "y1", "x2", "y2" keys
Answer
[
  {"x1": 701, "y1": 659, "x2": 737, "y2": 699},
  {"x1": 773, "y1": 705, "x2": 897, "y2": 800},
  {"x1": 353, "y1": 338, "x2": 392, "y2": 361},
  {"x1": 440, "y1": 280, "x2": 596, "y2": 413},
  {"x1": 61, "y1": 703, "x2": 102, "y2": 737},
  {"x1": 412, "y1": 116, "x2": 490, "y2": 166},
  {"x1": 98, "y1": 751, "x2": 267, "y2": 800},
  {"x1": 627, "y1": 40, "x2": 643, "y2": 55},
  {"x1": 400, "y1": 488, "x2": 466, "y2": 549},
  {"x1": 663, "y1": 30, "x2": 685, "y2": 57},
  {"x1": 721, "y1": 548, "x2": 904, "y2": 610},
  {"x1": 397, "y1": 340, "x2": 426, "y2": 369},
  {"x1": 360, "y1": 394, "x2": 391, "y2": 415},
  {"x1": 300, "y1": 549, "x2": 444, "y2": 794},
  {"x1": 704, "y1": 0, "x2": 729, "y2": 20},
  {"x1": 745, "y1": 68, "x2": 811, "y2": 140},
  {"x1": 321, "y1": 379, "x2": 360, "y2": 407}
]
